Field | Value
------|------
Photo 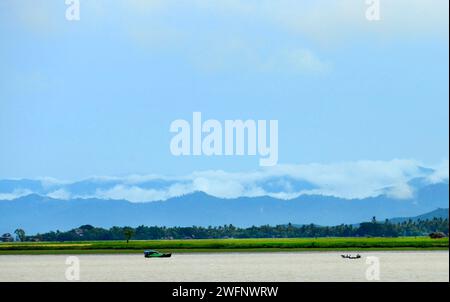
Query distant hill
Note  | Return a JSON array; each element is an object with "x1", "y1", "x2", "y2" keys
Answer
[
  {"x1": 388, "y1": 208, "x2": 449, "y2": 224},
  {"x1": 0, "y1": 180, "x2": 448, "y2": 234}
]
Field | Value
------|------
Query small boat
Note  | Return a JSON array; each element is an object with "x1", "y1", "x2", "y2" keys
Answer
[
  {"x1": 144, "y1": 250, "x2": 172, "y2": 258},
  {"x1": 341, "y1": 254, "x2": 361, "y2": 260}
]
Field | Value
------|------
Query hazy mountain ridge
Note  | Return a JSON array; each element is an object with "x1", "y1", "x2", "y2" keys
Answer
[
  {"x1": 0, "y1": 180, "x2": 448, "y2": 234},
  {"x1": 388, "y1": 208, "x2": 449, "y2": 224},
  {"x1": 1, "y1": 161, "x2": 447, "y2": 203}
]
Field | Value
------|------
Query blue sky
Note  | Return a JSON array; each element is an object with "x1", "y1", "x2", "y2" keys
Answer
[{"x1": 0, "y1": 0, "x2": 449, "y2": 180}]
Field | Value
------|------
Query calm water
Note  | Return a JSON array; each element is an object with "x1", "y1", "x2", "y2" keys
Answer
[{"x1": 0, "y1": 251, "x2": 448, "y2": 282}]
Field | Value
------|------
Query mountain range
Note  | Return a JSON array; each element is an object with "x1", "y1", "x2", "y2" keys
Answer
[{"x1": 0, "y1": 178, "x2": 448, "y2": 234}]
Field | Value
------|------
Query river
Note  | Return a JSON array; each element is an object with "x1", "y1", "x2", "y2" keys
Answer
[{"x1": 0, "y1": 251, "x2": 448, "y2": 282}]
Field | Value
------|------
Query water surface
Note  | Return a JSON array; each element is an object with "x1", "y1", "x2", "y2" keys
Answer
[{"x1": 0, "y1": 251, "x2": 448, "y2": 282}]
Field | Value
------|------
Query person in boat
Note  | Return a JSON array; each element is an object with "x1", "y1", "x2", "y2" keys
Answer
[{"x1": 341, "y1": 254, "x2": 362, "y2": 259}]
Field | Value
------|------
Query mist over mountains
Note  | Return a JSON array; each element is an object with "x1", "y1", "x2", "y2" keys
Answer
[
  {"x1": 0, "y1": 178, "x2": 447, "y2": 234},
  {"x1": 1, "y1": 160, "x2": 448, "y2": 234},
  {"x1": 1, "y1": 160, "x2": 448, "y2": 201}
]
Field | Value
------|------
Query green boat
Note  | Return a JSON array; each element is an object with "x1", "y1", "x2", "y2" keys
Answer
[{"x1": 144, "y1": 250, "x2": 172, "y2": 258}]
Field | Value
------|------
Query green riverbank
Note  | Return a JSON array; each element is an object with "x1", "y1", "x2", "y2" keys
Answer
[{"x1": 0, "y1": 237, "x2": 448, "y2": 255}]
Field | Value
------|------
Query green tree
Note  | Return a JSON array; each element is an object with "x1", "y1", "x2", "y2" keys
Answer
[
  {"x1": 14, "y1": 228, "x2": 26, "y2": 242},
  {"x1": 123, "y1": 227, "x2": 134, "y2": 244}
]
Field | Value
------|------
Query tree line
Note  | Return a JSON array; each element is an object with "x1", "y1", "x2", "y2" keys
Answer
[{"x1": 24, "y1": 217, "x2": 449, "y2": 242}]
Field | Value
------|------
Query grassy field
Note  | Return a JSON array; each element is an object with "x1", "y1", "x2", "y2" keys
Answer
[{"x1": 0, "y1": 237, "x2": 448, "y2": 255}]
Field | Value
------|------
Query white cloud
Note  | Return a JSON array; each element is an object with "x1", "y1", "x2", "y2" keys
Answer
[
  {"x1": 385, "y1": 183, "x2": 415, "y2": 200},
  {"x1": 47, "y1": 189, "x2": 71, "y2": 200},
  {"x1": 79, "y1": 159, "x2": 441, "y2": 202},
  {"x1": 192, "y1": 177, "x2": 246, "y2": 199},
  {"x1": 427, "y1": 159, "x2": 450, "y2": 184},
  {"x1": 95, "y1": 185, "x2": 168, "y2": 203},
  {"x1": 0, "y1": 189, "x2": 33, "y2": 200},
  {"x1": 268, "y1": 159, "x2": 424, "y2": 199},
  {"x1": 39, "y1": 177, "x2": 69, "y2": 188},
  {"x1": 0, "y1": 159, "x2": 447, "y2": 202}
]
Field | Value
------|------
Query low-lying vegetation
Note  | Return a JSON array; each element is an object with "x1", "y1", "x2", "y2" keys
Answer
[
  {"x1": 0, "y1": 237, "x2": 448, "y2": 254},
  {"x1": 13, "y1": 217, "x2": 450, "y2": 243}
]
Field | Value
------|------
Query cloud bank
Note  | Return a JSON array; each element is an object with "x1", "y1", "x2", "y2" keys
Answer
[{"x1": 0, "y1": 159, "x2": 447, "y2": 202}]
